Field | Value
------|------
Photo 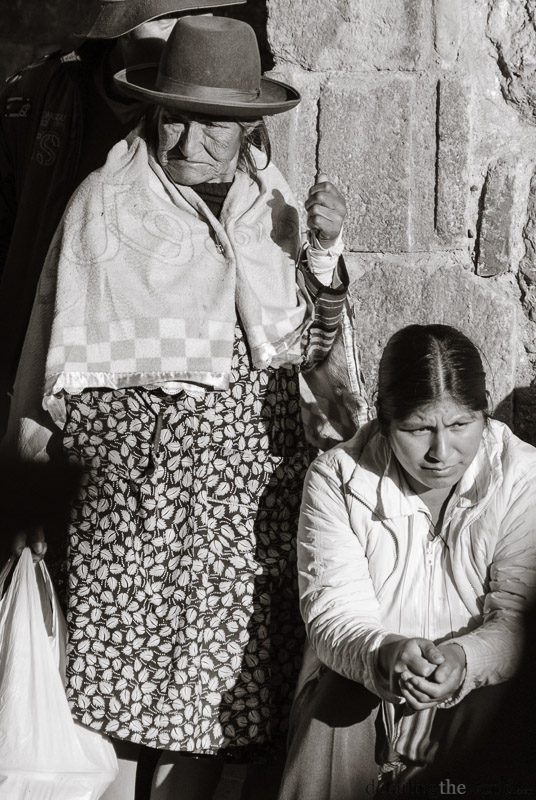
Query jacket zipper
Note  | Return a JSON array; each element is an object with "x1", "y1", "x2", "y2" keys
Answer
[
  {"x1": 348, "y1": 480, "x2": 494, "y2": 603},
  {"x1": 425, "y1": 539, "x2": 434, "y2": 639}
]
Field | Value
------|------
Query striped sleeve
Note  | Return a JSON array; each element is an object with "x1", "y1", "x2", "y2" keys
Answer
[{"x1": 299, "y1": 255, "x2": 349, "y2": 370}]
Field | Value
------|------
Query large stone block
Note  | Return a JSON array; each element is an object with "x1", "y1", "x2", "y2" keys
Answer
[
  {"x1": 487, "y1": 0, "x2": 536, "y2": 126},
  {"x1": 265, "y1": 67, "x2": 321, "y2": 212},
  {"x1": 318, "y1": 75, "x2": 412, "y2": 251},
  {"x1": 436, "y1": 76, "x2": 471, "y2": 241},
  {"x1": 433, "y1": 0, "x2": 463, "y2": 64},
  {"x1": 318, "y1": 75, "x2": 438, "y2": 252},
  {"x1": 477, "y1": 159, "x2": 518, "y2": 277},
  {"x1": 343, "y1": 250, "x2": 472, "y2": 285},
  {"x1": 267, "y1": 0, "x2": 430, "y2": 72},
  {"x1": 351, "y1": 262, "x2": 517, "y2": 416}
]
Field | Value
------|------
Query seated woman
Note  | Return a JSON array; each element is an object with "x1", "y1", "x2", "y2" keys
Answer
[
  {"x1": 4, "y1": 15, "x2": 363, "y2": 800},
  {"x1": 278, "y1": 324, "x2": 536, "y2": 799}
]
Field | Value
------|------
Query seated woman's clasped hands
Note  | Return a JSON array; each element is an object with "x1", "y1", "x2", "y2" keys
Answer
[{"x1": 378, "y1": 634, "x2": 465, "y2": 709}]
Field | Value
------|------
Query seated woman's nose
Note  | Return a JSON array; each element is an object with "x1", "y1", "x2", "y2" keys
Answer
[{"x1": 428, "y1": 432, "x2": 450, "y2": 462}]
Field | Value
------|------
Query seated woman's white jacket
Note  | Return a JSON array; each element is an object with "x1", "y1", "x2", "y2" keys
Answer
[{"x1": 297, "y1": 417, "x2": 536, "y2": 706}]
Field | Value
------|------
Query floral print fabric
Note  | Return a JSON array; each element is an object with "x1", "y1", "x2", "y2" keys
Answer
[{"x1": 62, "y1": 325, "x2": 308, "y2": 754}]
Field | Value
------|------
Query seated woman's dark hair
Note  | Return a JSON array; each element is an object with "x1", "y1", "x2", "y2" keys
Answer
[{"x1": 376, "y1": 324, "x2": 489, "y2": 435}]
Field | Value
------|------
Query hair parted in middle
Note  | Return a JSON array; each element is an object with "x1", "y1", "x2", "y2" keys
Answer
[{"x1": 376, "y1": 324, "x2": 489, "y2": 435}]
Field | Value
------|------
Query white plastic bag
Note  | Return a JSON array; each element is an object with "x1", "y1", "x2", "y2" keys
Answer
[{"x1": 0, "y1": 548, "x2": 118, "y2": 799}]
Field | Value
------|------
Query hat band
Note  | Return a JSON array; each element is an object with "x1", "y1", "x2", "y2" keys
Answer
[{"x1": 156, "y1": 73, "x2": 261, "y2": 103}]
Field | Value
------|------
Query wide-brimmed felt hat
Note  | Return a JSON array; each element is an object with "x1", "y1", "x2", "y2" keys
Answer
[
  {"x1": 75, "y1": 0, "x2": 246, "y2": 40},
  {"x1": 114, "y1": 15, "x2": 300, "y2": 117}
]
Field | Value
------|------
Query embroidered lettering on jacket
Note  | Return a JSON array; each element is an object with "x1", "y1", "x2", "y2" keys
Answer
[
  {"x1": 35, "y1": 132, "x2": 61, "y2": 166},
  {"x1": 32, "y1": 110, "x2": 67, "y2": 167},
  {"x1": 4, "y1": 96, "x2": 31, "y2": 118}
]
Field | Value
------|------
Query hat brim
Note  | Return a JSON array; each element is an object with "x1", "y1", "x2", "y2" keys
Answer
[
  {"x1": 114, "y1": 65, "x2": 301, "y2": 117},
  {"x1": 75, "y1": 0, "x2": 246, "y2": 40}
]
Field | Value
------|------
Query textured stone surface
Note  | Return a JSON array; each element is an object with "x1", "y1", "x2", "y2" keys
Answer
[
  {"x1": 487, "y1": 0, "x2": 536, "y2": 126},
  {"x1": 344, "y1": 250, "x2": 472, "y2": 283},
  {"x1": 477, "y1": 159, "x2": 517, "y2": 277},
  {"x1": 318, "y1": 74, "x2": 440, "y2": 252},
  {"x1": 433, "y1": 0, "x2": 462, "y2": 64},
  {"x1": 318, "y1": 75, "x2": 413, "y2": 252},
  {"x1": 519, "y1": 169, "x2": 536, "y2": 320},
  {"x1": 409, "y1": 77, "x2": 438, "y2": 251},
  {"x1": 351, "y1": 262, "x2": 518, "y2": 416},
  {"x1": 265, "y1": 67, "x2": 321, "y2": 212},
  {"x1": 436, "y1": 76, "x2": 471, "y2": 240},
  {"x1": 267, "y1": 0, "x2": 430, "y2": 72}
]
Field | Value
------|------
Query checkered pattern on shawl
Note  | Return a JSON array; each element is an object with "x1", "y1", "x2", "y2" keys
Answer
[{"x1": 39, "y1": 135, "x2": 310, "y2": 412}]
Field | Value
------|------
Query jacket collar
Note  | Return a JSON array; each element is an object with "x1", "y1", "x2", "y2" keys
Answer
[{"x1": 347, "y1": 419, "x2": 504, "y2": 521}]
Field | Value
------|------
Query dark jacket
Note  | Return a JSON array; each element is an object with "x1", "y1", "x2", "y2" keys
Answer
[{"x1": 0, "y1": 43, "x2": 142, "y2": 431}]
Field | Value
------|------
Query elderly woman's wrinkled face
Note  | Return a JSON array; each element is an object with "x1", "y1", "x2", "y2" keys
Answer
[
  {"x1": 156, "y1": 109, "x2": 244, "y2": 185},
  {"x1": 388, "y1": 393, "x2": 486, "y2": 495}
]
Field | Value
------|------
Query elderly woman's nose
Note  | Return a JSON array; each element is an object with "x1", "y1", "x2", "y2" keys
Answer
[{"x1": 179, "y1": 121, "x2": 204, "y2": 155}]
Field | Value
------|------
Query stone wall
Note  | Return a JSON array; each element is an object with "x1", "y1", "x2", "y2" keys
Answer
[
  {"x1": 1, "y1": 1, "x2": 536, "y2": 440},
  {"x1": 266, "y1": 0, "x2": 536, "y2": 443}
]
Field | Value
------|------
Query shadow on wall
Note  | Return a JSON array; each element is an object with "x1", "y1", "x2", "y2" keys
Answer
[
  {"x1": 494, "y1": 387, "x2": 536, "y2": 446},
  {"x1": 220, "y1": 1, "x2": 273, "y2": 72}
]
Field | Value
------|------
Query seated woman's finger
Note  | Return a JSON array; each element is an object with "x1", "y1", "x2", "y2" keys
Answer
[
  {"x1": 403, "y1": 652, "x2": 437, "y2": 678},
  {"x1": 432, "y1": 661, "x2": 456, "y2": 684},
  {"x1": 407, "y1": 675, "x2": 456, "y2": 705},
  {"x1": 420, "y1": 641, "x2": 445, "y2": 666},
  {"x1": 399, "y1": 684, "x2": 438, "y2": 711},
  {"x1": 400, "y1": 674, "x2": 436, "y2": 700}
]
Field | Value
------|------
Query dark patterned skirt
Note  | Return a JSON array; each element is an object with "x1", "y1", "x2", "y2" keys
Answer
[{"x1": 62, "y1": 326, "x2": 309, "y2": 755}]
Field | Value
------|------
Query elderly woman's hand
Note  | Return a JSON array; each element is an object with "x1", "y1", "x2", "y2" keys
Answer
[
  {"x1": 398, "y1": 643, "x2": 466, "y2": 710},
  {"x1": 305, "y1": 173, "x2": 346, "y2": 249}
]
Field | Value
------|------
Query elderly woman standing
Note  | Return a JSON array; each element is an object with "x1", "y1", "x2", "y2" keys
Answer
[{"x1": 6, "y1": 15, "x2": 353, "y2": 800}]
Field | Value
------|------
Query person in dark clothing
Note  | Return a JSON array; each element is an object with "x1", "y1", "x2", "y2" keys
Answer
[{"x1": 0, "y1": 0, "x2": 245, "y2": 435}]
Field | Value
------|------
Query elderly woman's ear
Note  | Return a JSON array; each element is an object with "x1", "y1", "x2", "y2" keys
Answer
[{"x1": 241, "y1": 119, "x2": 263, "y2": 135}]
